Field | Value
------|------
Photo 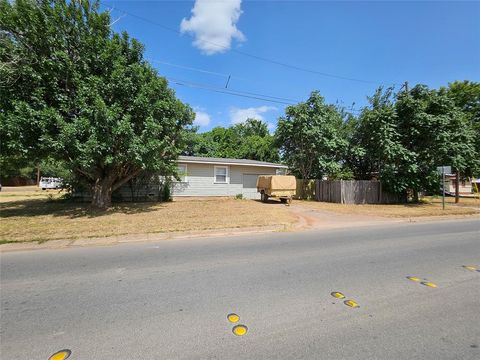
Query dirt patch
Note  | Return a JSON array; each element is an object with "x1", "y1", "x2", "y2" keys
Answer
[{"x1": 287, "y1": 202, "x2": 399, "y2": 230}]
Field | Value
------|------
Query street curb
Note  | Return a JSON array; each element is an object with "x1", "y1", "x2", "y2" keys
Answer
[{"x1": 0, "y1": 224, "x2": 288, "y2": 253}]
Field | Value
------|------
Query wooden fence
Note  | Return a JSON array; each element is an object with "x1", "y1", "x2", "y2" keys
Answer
[{"x1": 315, "y1": 180, "x2": 402, "y2": 204}]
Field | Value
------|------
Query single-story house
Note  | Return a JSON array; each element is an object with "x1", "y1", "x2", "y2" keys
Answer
[
  {"x1": 172, "y1": 156, "x2": 287, "y2": 199},
  {"x1": 444, "y1": 174, "x2": 478, "y2": 195},
  {"x1": 73, "y1": 156, "x2": 288, "y2": 202}
]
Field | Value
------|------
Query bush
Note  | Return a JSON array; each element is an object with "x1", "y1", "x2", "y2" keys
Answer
[
  {"x1": 161, "y1": 183, "x2": 172, "y2": 202},
  {"x1": 235, "y1": 193, "x2": 243, "y2": 200}
]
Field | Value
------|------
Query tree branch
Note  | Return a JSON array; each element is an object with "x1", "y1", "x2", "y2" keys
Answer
[{"x1": 112, "y1": 169, "x2": 143, "y2": 192}]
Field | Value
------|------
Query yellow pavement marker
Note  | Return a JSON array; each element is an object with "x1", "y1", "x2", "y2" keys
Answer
[
  {"x1": 421, "y1": 281, "x2": 437, "y2": 288},
  {"x1": 232, "y1": 324, "x2": 248, "y2": 336},
  {"x1": 343, "y1": 300, "x2": 360, "y2": 308},
  {"x1": 331, "y1": 292, "x2": 345, "y2": 299},
  {"x1": 227, "y1": 313, "x2": 240, "y2": 323},
  {"x1": 462, "y1": 265, "x2": 477, "y2": 271},
  {"x1": 48, "y1": 350, "x2": 71, "y2": 360},
  {"x1": 406, "y1": 276, "x2": 421, "y2": 282}
]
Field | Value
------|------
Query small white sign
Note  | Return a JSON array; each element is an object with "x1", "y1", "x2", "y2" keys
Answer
[{"x1": 437, "y1": 166, "x2": 451, "y2": 174}]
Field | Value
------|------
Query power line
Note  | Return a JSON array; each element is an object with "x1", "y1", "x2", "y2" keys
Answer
[
  {"x1": 165, "y1": 77, "x2": 297, "y2": 105},
  {"x1": 148, "y1": 58, "x2": 285, "y2": 91},
  {"x1": 148, "y1": 58, "x2": 365, "y2": 111},
  {"x1": 148, "y1": 59, "x2": 230, "y2": 79},
  {"x1": 165, "y1": 76, "x2": 365, "y2": 114},
  {"x1": 166, "y1": 75, "x2": 300, "y2": 103},
  {"x1": 103, "y1": 3, "x2": 399, "y2": 86}
]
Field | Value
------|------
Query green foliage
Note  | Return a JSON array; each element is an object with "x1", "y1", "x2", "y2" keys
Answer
[
  {"x1": 396, "y1": 85, "x2": 476, "y2": 195},
  {"x1": 348, "y1": 84, "x2": 477, "y2": 199},
  {"x1": 234, "y1": 193, "x2": 243, "y2": 200},
  {"x1": 186, "y1": 118, "x2": 280, "y2": 162},
  {"x1": 440, "y1": 81, "x2": 480, "y2": 123},
  {"x1": 38, "y1": 158, "x2": 70, "y2": 178},
  {"x1": 0, "y1": 0, "x2": 194, "y2": 207},
  {"x1": 161, "y1": 181, "x2": 172, "y2": 202},
  {"x1": 348, "y1": 87, "x2": 416, "y2": 196},
  {"x1": 275, "y1": 91, "x2": 348, "y2": 181},
  {"x1": 0, "y1": 155, "x2": 34, "y2": 179},
  {"x1": 440, "y1": 80, "x2": 480, "y2": 175}
]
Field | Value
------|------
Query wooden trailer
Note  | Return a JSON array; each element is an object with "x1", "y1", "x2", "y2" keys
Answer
[{"x1": 257, "y1": 175, "x2": 296, "y2": 204}]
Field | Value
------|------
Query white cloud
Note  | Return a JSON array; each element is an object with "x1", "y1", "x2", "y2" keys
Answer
[
  {"x1": 194, "y1": 110, "x2": 211, "y2": 127},
  {"x1": 180, "y1": 0, "x2": 245, "y2": 55},
  {"x1": 229, "y1": 106, "x2": 277, "y2": 124}
]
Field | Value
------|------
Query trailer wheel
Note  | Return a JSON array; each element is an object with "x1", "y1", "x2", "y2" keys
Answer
[{"x1": 261, "y1": 191, "x2": 268, "y2": 203}]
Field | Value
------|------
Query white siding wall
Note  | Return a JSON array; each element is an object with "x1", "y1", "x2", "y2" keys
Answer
[{"x1": 171, "y1": 163, "x2": 277, "y2": 199}]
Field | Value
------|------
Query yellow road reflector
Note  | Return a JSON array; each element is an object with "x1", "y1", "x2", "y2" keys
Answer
[
  {"x1": 463, "y1": 265, "x2": 477, "y2": 271},
  {"x1": 232, "y1": 324, "x2": 248, "y2": 336},
  {"x1": 344, "y1": 300, "x2": 360, "y2": 308},
  {"x1": 421, "y1": 281, "x2": 437, "y2": 288},
  {"x1": 48, "y1": 350, "x2": 71, "y2": 360},
  {"x1": 406, "y1": 276, "x2": 421, "y2": 282},
  {"x1": 227, "y1": 313, "x2": 240, "y2": 323},
  {"x1": 331, "y1": 292, "x2": 345, "y2": 299}
]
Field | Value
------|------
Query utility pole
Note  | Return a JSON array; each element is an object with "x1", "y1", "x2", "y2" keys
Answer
[
  {"x1": 404, "y1": 81, "x2": 409, "y2": 92},
  {"x1": 455, "y1": 172, "x2": 460, "y2": 203},
  {"x1": 442, "y1": 168, "x2": 446, "y2": 210}
]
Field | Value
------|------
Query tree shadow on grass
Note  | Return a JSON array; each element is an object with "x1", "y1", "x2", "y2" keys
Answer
[{"x1": 0, "y1": 198, "x2": 164, "y2": 219}]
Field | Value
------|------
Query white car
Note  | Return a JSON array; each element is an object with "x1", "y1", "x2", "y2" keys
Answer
[{"x1": 39, "y1": 177, "x2": 63, "y2": 190}]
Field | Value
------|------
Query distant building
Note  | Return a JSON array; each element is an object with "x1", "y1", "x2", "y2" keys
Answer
[{"x1": 444, "y1": 174, "x2": 477, "y2": 195}]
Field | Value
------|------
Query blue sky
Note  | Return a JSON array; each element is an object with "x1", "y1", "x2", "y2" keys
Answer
[{"x1": 103, "y1": 1, "x2": 480, "y2": 132}]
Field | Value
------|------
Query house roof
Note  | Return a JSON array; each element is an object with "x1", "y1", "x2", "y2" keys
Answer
[{"x1": 178, "y1": 156, "x2": 288, "y2": 169}]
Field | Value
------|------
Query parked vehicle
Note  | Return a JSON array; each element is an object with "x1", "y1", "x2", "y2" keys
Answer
[
  {"x1": 39, "y1": 177, "x2": 63, "y2": 190},
  {"x1": 257, "y1": 175, "x2": 296, "y2": 204}
]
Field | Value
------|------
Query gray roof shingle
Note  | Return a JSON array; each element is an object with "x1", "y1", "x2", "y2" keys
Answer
[{"x1": 178, "y1": 156, "x2": 287, "y2": 168}]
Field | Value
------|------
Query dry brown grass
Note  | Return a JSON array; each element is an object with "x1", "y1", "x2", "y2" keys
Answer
[
  {"x1": 0, "y1": 188, "x2": 294, "y2": 243},
  {"x1": 294, "y1": 198, "x2": 479, "y2": 218},
  {"x1": 422, "y1": 196, "x2": 480, "y2": 207}
]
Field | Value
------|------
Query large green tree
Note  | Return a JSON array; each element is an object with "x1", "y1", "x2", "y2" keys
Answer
[
  {"x1": 0, "y1": 0, "x2": 194, "y2": 208},
  {"x1": 440, "y1": 80, "x2": 480, "y2": 175},
  {"x1": 275, "y1": 91, "x2": 348, "y2": 192},
  {"x1": 186, "y1": 118, "x2": 280, "y2": 163},
  {"x1": 395, "y1": 85, "x2": 476, "y2": 200},
  {"x1": 348, "y1": 87, "x2": 416, "y2": 197}
]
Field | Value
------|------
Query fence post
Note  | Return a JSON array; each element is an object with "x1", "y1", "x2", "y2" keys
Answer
[
  {"x1": 340, "y1": 180, "x2": 344, "y2": 204},
  {"x1": 379, "y1": 181, "x2": 382, "y2": 204}
]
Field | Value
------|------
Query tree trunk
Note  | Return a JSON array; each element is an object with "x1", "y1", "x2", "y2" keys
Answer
[
  {"x1": 91, "y1": 178, "x2": 114, "y2": 209},
  {"x1": 413, "y1": 189, "x2": 419, "y2": 203},
  {"x1": 455, "y1": 172, "x2": 460, "y2": 204},
  {"x1": 302, "y1": 178, "x2": 307, "y2": 200}
]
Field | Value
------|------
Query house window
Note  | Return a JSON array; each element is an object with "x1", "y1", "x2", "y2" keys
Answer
[
  {"x1": 176, "y1": 164, "x2": 187, "y2": 182},
  {"x1": 214, "y1": 166, "x2": 229, "y2": 184}
]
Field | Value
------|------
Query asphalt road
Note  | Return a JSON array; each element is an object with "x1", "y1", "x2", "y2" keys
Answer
[{"x1": 1, "y1": 219, "x2": 479, "y2": 359}]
